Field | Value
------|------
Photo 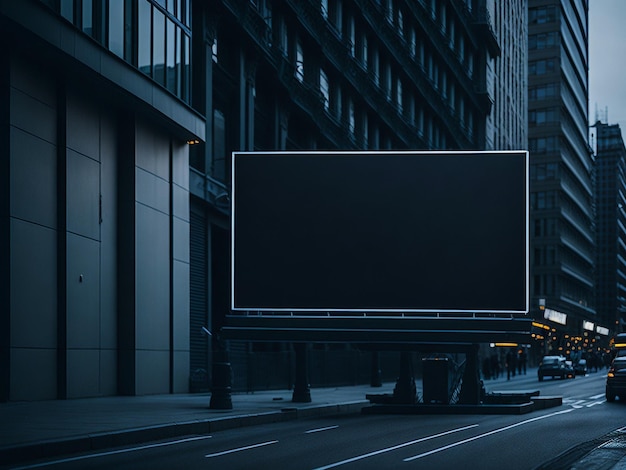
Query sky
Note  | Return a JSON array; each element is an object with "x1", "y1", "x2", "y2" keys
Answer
[{"x1": 588, "y1": 0, "x2": 626, "y2": 130}]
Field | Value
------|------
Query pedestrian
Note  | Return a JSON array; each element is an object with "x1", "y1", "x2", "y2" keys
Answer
[
  {"x1": 506, "y1": 349, "x2": 515, "y2": 380},
  {"x1": 518, "y1": 348, "x2": 527, "y2": 375}
]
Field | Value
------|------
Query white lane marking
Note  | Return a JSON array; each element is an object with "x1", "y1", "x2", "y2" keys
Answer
[
  {"x1": 312, "y1": 424, "x2": 478, "y2": 470},
  {"x1": 586, "y1": 400, "x2": 606, "y2": 407},
  {"x1": 12, "y1": 435, "x2": 213, "y2": 469},
  {"x1": 404, "y1": 409, "x2": 574, "y2": 462},
  {"x1": 565, "y1": 399, "x2": 586, "y2": 409},
  {"x1": 589, "y1": 393, "x2": 606, "y2": 400},
  {"x1": 306, "y1": 425, "x2": 339, "y2": 434},
  {"x1": 205, "y1": 440, "x2": 278, "y2": 458}
]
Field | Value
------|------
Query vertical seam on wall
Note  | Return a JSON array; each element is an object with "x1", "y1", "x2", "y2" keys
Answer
[
  {"x1": 0, "y1": 44, "x2": 11, "y2": 402},
  {"x1": 57, "y1": 83, "x2": 67, "y2": 400},
  {"x1": 169, "y1": 139, "x2": 175, "y2": 394}
]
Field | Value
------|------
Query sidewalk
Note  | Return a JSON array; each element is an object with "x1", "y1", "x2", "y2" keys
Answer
[{"x1": 0, "y1": 371, "x2": 624, "y2": 469}]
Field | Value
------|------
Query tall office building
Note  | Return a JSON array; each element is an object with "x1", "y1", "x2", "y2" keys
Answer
[
  {"x1": 592, "y1": 121, "x2": 626, "y2": 335},
  {"x1": 528, "y1": 0, "x2": 598, "y2": 352}
]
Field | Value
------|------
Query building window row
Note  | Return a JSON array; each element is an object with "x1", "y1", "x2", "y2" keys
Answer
[
  {"x1": 531, "y1": 162, "x2": 559, "y2": 181},
  {"x1": 530, "y1": 108, "x2": 560, "y2": 126},
  {"x1": 529, "y1": 5, "x2": 558, "y2": 24},
  {"x1": 530, "y1": 136, "x2": 559, "y2": 154},
  {"x1": 529, "y1": 83, "x2": 559, "y2": 101},
  {"x1": 534, "y1": 274, "x2": 556, "y2": 297},
  {"x1": 40, "y1": 0, "x2": 191, "y2": 103},
  {"x1": 534, "y1": 217, "x2": 558, "y2": 237},
  {"x1": 529, "y1": 59, "x2": 557, "y2": 76},
  {"x1": 529, "y1": 31, "x2": 559, "y2": 50}
]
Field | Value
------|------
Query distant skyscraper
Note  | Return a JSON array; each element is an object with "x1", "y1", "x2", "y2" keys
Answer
[
  {"x1": 528, "y1": 0, "x2": 597, "y2": 345},
  {"x1": 490, "y1": 0, "x2": 528, "y2": 150},
  {"x1": 592, "y1": 121, "x2": 626, "y2": 334}
]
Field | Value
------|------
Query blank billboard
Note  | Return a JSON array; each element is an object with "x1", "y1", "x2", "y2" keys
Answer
[{"x1": 232, "y1": 151, "x2": 528, "y2": 314}]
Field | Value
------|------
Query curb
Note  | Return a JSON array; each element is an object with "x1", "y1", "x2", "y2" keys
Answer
[{"x1": 0, "y1": 400, "x2": 370, "y2": 467}]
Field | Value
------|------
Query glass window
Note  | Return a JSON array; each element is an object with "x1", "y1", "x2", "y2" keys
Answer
[
  {"x1": 296, "y1": 41, "x2": 304, "y2": 82},
  {"x1": 182, "y1": 32, "x2": 190, "y2": 102},
  {"x1": 175, "y1": 26, "x2": 182, "y2": 95},
  {"x1": 153, "y1": 8, "x2": 166, "y2": 86},
  {"x1": 320, "y1": 69, "x2": 329, "y2": 110},
  {"x1": 108, "y1": 0, "x2": 125, "y2": 58},
  {"x1": 82, "y1": 0, "x2": 93, "y2": 37},
  {"x1": 138, "y1": 0, "x2": 152, "y2": 76},
  {"x1": 61, "y1": 0, "x2": 74, "y2": 23},
  {"x1": 166, "y1": 20, "x2": 176, "y2": 93},
  {"x1": 348, "y1": 98, "x2": 355, "y2": 134}
]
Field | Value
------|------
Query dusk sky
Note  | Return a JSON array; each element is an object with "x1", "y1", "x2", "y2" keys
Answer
[{"x1": 589, "y1": 0, "x2": 626, "y2": 130}]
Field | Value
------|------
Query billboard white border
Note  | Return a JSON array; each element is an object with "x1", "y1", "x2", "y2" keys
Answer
[{"x1": 231, "y1": 150, "x2": 530, "y2": 315}]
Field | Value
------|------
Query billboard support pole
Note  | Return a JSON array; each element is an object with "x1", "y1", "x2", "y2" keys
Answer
[
  {"x1": 459, "y1": 344, "x2": 482, "y2": 405},
  {"x1": 392, "y1": 351, "x2": 417, "y2": 404},
  {"x1": 292, "y1": 343, "x2": 312, "y2": 402},
  {"x1": 209, "y1": 336, "x2": 233, "y2": 410},
  {"x1": 370, "y1": 351, "x2": 382, "y2": 387}
]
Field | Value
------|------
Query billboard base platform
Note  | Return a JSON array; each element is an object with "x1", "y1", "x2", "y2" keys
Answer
[
  {"x1": 361, "y1": 397, "x2": 562, "y2": 415},
  {"x1": 362, "y1": 393, "x2": 562, "y2": 415}
]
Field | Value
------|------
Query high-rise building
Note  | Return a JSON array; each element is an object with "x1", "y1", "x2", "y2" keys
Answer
[
  {"x1": 528, "y1": 0, "x2": 597, "y2": 352},
  {"x1": 592, "y1": 121, "x2": 626, "y2": 335},
  {"x1": 490, "y1": 0, "x2": 527, "y2": 151}
]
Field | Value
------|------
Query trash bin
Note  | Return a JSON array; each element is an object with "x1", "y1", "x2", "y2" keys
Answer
[{"x1": 422, "y1": 357, "x2": 450, "y2": 404}]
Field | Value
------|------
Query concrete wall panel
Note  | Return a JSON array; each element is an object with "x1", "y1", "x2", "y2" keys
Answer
[
  {"x1": 99, "y1": 114, "x2": 117, "y2": 351},
  {"x1": 135, "y1": 120, "x2": 169, "y2": 180},
  {"x1": 10, "y1": 57, "x2": 56, "y2": 107},
  {"x1": 171, "y1": 141, "x2": 189, "y2": 190},
  {"x1": 135, "y1": 350, "x2": 170, "y2": 395},
  {"x1": 99, "y1": 349, "x2": 118, "y2": 396},
  {"x1": 173, "y1": 258, "x2": 189, "y2": 350},
  {"x1": 173, "y1": 218, "x2": 189, "y2": 264},
  {"x1": 66, "y1": 232, "x2": 100, "y2": 349},
  {"x1": 10, "y1": 128, "x2": 57, "y2": 228},
  {"x1": 10, "y1": 348, "x2": 57, "y2": 401},
  {"x1": 66, "y1": 349, "x2": 100, "y2": 398},
  {"x1": 10, "y1": 87, "x2": 56, "y2": 144},
  {"x1": 172, "y1": 184, "x2": 189, "y2": 223},
  {"x1": 66, "y1": 92, "x2": 100, "y2": 160},
  {"x1": 136, "y1": 167, "x2": 169, "y2": 215},
  {"x1": 10, "y1": 219, "x2": 57, "y2": 349},
  {"x1": 172, "y1": 350, "x2": 189, "y2": 393},
  {"x1": 66, "y1": 149, "x2": 100, "y2": 240},
  {"x1": 135, "y1": 203, "x2": 170, "y2": 351}
]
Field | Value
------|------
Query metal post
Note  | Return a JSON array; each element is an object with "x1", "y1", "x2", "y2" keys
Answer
[
  {"x1": 370, "y1": 351, "x2": 382, "y2": 387},
  {"x1": 459, "y1": 344, "x2": 482, "y2": 405},
  {"x1": 292, "y1": 343, "x2": 311, "y2": 403},
  {"x1": 392, "y1": 351, "x2": 417, "y2": 404},
  {"x1": 209, "y1": 337, "x2": 233, "y2": 410}
]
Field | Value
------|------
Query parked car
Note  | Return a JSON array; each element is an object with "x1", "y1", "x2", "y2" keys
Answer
[
  {"x1": 538, "y1": 355, "x2": 575, "y2": 381},
  {"x1": 606, "y1": 357, "x2": 626, "y2": 402},
  {"x1": 574, "y1": 359, "x2": 588, "y2": 376}
]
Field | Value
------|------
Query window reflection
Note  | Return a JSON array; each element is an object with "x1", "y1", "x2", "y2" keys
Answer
[
  {"x1": 138, "y1": 0, "x2": 152, "y2": 76},
  {"x1": 108, "y1": 1, "x2": 124, "y2": 58},
  {"x1": 153, "y1": 8, "x2": 166, "y2": 86}
]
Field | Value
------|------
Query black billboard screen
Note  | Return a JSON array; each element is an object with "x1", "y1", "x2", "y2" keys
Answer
[{"x1": 231, "y1": 151, "x2": 528, "y2": 314}]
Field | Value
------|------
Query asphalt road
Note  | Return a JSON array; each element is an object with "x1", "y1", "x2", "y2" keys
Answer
[{"x1": 11, "y1": 371, "x2": 624, "y2": 470}]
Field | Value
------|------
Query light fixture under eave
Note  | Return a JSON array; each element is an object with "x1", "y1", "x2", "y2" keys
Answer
[{"x1": 187, "y1": 139, "x2": 200, "y2": 145}]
